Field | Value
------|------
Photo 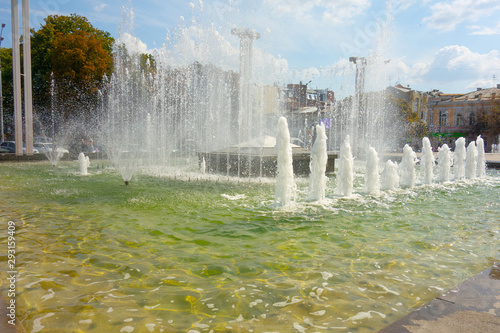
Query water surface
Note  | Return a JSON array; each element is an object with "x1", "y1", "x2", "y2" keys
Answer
[{"x1": 0, "y1": 161, "x2": 499, "y2": 332}]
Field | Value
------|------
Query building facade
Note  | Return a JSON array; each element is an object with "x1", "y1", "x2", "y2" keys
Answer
[{"x1": 427, "y1": 85, "x2": 500, "y2": 150}]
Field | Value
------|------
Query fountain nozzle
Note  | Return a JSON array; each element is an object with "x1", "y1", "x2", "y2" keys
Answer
[{"x1": 124, "y1": 181, "x2": 129, "y2": 185}]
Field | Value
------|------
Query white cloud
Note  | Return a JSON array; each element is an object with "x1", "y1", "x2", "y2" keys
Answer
[
  {"x1": 468, "y1": 22, "x2": 500, "y2": 35},
  {"x1": 408, "y1": 45, "x2": 500, "y2": 91},
  {"x1": 116, "y1": 32, "x2": 148, "y2": 54},
  {"x1": 465, "y1": 78, "x2": 495, "y2": 90},
  {"x1": 264, "y1": 0, "x2": 371, "y2": 24},
  {"x1": 423, "y1": 0, "x2": 500, "y2": 32},
  {"x1": 161, "y1": 25, "x2": 238, "y2": 69},
  {"x1": 94, "y1": 3, "x2": 108, "y2": 12}
]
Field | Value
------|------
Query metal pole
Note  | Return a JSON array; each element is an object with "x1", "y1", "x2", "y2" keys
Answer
[
  {"x1": 22, "y1": 0, "x2": 33, "y2": 154},
  {"x1": 11, "y1": 0, "x2": 23, "y2": 155},
  {"x1": 0, "y1": 23, "x2": 4, "y2": 142}
]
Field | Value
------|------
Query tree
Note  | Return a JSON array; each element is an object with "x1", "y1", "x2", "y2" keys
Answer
[
  {"x1": 485, "y1": 99, "x2": 500, "y2": 136},
  {"x1": 463, "y1": 103, "x2": 489, "y2": 137},
  {"x1": 51, "y1": 30, "x2": 112, "y2": 98},
  {"x1": 0, "y1": 47, "x2": 14, "y2": 138},
  {"x1": 31, "y1": 14, "x2": 114, "y2": 119},
  {"x1": 388, "y1": 96, "x2": 428, "y2": 141}
]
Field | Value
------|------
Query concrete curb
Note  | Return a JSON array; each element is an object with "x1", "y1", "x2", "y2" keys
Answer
[{"x1": 379, "y1": 262, "x2": 500, "y2": 333}]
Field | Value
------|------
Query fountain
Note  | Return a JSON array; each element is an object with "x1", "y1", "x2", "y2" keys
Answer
[
  {"x1": 454, "y1": 137, "x2": 466, "y2": 180},
  {"x1": 2, "y1": 150, "x2": 499, "y2": 333},
  {"x1": 465, "y1": 141, "x2": 478, "y2": 179},
  {"x1": 307, "y1": 123, "x2": 328, "y2": 201},
  {"x1": 436, "y1": 143, "x2": 452, "y2": 183},
  {"x1": 398, "y1": 144, "x2": 417, "y2": 188},
  {"x1": 477, "y1": 135, "x2": 486, "y2": 178},
  {"x1": 78, "y1": 152, "x2": 90, "y2": 175},
  {"x1": 420, "y1": 137, "x2": 435, "y2": 185},
  {"x1": 364, "y1": 146, "x2": 380, "y2": 194},
  {"x1": 335, "y1": 136, "x2": 354, "y2": 196},
  {"x1": 200, "y1": 156, "x2": 206, "y2": 174},
  {"x1": 380, "y1": 159, "x2": 399, "y2": 191},
  {"x1": 274, "y1": 117, "x2": 295, "y2": 207},
  {"x1": 1, "y1": 4, "x2": 499, "y2": 333}
]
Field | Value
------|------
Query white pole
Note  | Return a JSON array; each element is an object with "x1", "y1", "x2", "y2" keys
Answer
[
  {"x1": 0, "y1": 23, "x2": 5, "y2": 142},
  {"x1": 22, "y1": 0, "x2": 33, "y2": 154},
  {"x1": 11, "y1": 0, "x2": 22, "y2": 155}
]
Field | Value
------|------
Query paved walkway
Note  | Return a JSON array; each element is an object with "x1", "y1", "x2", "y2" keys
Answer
[
  {"x1": 0, "y1": 295, "x2": 25, "y2": 333},
  {"x1": 379, "y1": 262, "x2": 500, "y2": 333}
]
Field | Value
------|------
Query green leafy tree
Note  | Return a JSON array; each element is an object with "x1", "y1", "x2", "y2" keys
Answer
[
  {"x1": 0, "y1": 47, "x2": 13, "y2": 138},
  {"x1": 31, "y1": 14, "x2": 114, "y2": 119},
  {"x1": 388, "y1": 96, "x2": 428, "y2": 141}
]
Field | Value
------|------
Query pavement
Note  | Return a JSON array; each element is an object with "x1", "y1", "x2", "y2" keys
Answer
[
  {"x1": 379, "y1": 262, "x2": 500, "y2": 333},
  {"x1": 0, "y1": 294, "x2": 25, "y2": 333},
  {"x1": 484, "y1": 153, "x2": 500, "y2": 168}
]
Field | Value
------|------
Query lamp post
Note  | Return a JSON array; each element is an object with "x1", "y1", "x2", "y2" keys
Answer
[{"x1": 0, "y1": 23, "x2": 5, "y2": 143}]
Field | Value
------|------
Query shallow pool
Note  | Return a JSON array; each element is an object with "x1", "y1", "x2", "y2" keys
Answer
[{"x1": 0, "y1": 161, "x2": 499, "y2": 332}]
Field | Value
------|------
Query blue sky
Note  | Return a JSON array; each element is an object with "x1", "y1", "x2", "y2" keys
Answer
[{"x1": 1, "y1": 0, "x2": 500, "y2": 94}]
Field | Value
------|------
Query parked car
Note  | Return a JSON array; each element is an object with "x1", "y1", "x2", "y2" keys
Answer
[
  {"x1": 33, "y1": 142, "x2": 69, "y2": 155},
  {"x1": 0, "y1": 141, "x2": 40, "y2": 154}
]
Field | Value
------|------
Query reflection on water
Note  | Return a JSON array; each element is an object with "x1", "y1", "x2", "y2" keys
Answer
[{"x1": 0, "y1": 162, "x2": 499, "y2": 332}]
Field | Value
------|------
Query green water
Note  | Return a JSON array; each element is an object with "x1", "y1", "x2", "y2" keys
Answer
[{"x1": 0, "y1": 161, "x2": 499, "y2": 332}]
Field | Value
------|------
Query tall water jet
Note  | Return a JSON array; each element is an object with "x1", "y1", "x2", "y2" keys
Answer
[
  {"x1": 380, "y1": 160, "x2": 399, "y2": 191},
  {"x1": 336, "y1": 136, "x2": 354, "y2": 196},
  {"x1": 274, "y1": 117, "x2": 295, "y2": 207},
  {"x1": 104, "y1": 5, "x2": 285, "y2": 180},
  {"x1": 308, "y1": 123, "x2": 328, "y2": 201},
  {"x1": 454, "y1": 137, "x2": 466, "y2": 180},
  {"x1": 364, "y1": 147, "x2": 380, "y2": 194},
  {"x1": 465, "y1": 141, "x2": 477, "y2": 179},
  {"x1": 476, "y1": 135, "x2": 486, "y2": 178},
  {"x1": 200, "y1": 157, "x2": 206, "y2": 175},
  {"x1": 436, "y1": 144, "x2": 452, "y2": 183},
  {"x1": 420, "y1": 137, "x2": 435, "y2": 184},
  {"x1": 399, "y1": 144, "x2": 417, "y2": 188},
  {"x1": 78, "y1": 152, "x2": 90, "y2": 175}
]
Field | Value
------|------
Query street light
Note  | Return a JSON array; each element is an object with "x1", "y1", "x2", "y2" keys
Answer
[{"x1": 0, "y1": 23, "x2": 5, "y2": 143}]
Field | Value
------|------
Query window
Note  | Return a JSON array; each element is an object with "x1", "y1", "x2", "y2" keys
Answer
[
  {"x1": 456, "y1": 113, "x2": 463, "y2": 126},
  {"x1": 440, "y1": 112, "x2": 447, "y2": 126},
  {"x1": 469, "y1": 113, "x2": 475, "y2": 125}
]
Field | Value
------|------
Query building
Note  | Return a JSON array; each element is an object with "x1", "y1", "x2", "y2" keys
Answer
[
  {"x1": 282, "y1": 82, "x2": 335, "y2": 148},
  {"x1": 427, "y1": 85, "x2": 500, "y2": 150},
  {"x1": 386, "y1": 84, "x2": 429, "y2": 148},
  {"x1": 387, "y1": 84, "x2": 429, "y2": 124}
]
